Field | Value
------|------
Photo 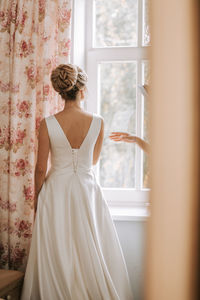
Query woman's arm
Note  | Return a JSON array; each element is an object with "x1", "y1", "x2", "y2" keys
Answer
[
  {"x1": 34, "y1": 119, "x2": 50, "y2": 214},
  {"x1": 109, "y1": 132, "x2": 150, "y2": 154},
  {"x1": 135, "y1": 136, "x2": 150, "y2": 154},
  {"x1": 93, "y1": 118, "x2": 104, "y2": 165}
]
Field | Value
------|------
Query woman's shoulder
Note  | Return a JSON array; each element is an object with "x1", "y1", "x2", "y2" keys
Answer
[
  {"x1": 44, "y1": 114, "x2": 55, "y2": 121},
  {"x1": 42, "y1": 115, "x2": 55, "y2": 127},
  {"x1": 81, "y1": 111, "x2": 104, "y2": 124},
  {"x1": 92, "y1": 112, "x2": 104, "y2": 122}
]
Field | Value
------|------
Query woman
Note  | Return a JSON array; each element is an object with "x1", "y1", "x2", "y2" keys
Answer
[{"x1": 20, "y1": 64, "x2": 133, "y2": 300}]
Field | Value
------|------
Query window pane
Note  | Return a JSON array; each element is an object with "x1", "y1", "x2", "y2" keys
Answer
[
  {"x1": 99, "y1": 62, "x2": 137, "y2": 188},
  {"x1": 94, "y1": 0, "x2": 138, "y2": 47},
  {"x1": 142, "y1": 0, "x2": 151, "y2": 46},
  {"x1": 142, "y1": 61, "x2": 150, "y2": 188}
]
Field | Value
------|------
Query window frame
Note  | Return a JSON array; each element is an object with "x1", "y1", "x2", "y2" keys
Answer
[{"x1": 71, "y1": 0, "x2": 150, "y2": 217}]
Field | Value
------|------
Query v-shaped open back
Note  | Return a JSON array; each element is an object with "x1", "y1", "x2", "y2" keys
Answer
[
  {"x1": 44, "y1": 113, "x2": 102, "y2": 175},
  {"x1": 53, "y1": 114, "x2": 94, "y2": 150}
]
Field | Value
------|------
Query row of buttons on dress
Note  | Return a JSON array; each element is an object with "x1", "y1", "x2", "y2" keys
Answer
[{"x1": 72, "y1": 149, "x2": 78, "y2": 173}]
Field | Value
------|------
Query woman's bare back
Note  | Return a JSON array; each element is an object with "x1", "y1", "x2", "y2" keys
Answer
[
  {"x1": 54, "y1": 108, "x2": 94, "y2": 149},
  {"x1": 54, "y1": 108, "x2": 104, "y2": 164}
]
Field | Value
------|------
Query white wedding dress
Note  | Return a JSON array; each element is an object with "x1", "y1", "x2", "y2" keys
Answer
[{"x1": 20, "y1": 114, "x2": 133, "y2": 300}]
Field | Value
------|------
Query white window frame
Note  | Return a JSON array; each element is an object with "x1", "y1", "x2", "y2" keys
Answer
[{"x1": 71, "y1": 0, "x2": 150, "y2": 220}]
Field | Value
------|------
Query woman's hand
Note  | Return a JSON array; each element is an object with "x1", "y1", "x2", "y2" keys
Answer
[
  {"x1": 109, "y1": 131, "x2": 150, "y2": 154},
  {"x1": 109, "y1": 132, "x2": 137, "y2": 143}
]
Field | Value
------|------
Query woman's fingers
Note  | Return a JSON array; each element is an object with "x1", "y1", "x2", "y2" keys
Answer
[
  {"x1": 109, "y1": 136, "x2": 133, "y2": 142},
  {"x1": 109, "y1": 131, "x2": 138, "y2": 144},
  {"x1": 109, "y1": 135, "x2": 123, "y2": 140},
  {"x1": 109, "y1": 133, "x2": 137, "y2": 143},
  {"x1": 109, "y1": 132, "x2": 129, "y2": 136},
  {"x1": 110, "y1": 137, "x2": 123, "y2": 141}
]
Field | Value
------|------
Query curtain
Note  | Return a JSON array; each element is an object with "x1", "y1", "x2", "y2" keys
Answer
[{"x1": 0, "y1": 0, "x2": 72, "y2": 272}]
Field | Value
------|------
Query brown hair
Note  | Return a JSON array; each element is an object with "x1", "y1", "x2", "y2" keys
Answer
[{"x1": 50, "y1": 64, "x2": 88, "y2": 101}]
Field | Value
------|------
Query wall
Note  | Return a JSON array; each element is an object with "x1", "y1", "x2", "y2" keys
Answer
[{"x1": 114, "y1": 220, "x2": 147, "y2": 300}]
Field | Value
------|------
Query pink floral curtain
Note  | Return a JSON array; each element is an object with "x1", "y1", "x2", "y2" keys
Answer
[{"x1": 0, "y1": 0, "x2": 72, "y2": 271}]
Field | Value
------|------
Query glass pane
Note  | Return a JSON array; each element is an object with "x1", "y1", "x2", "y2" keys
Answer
[
  {"x1": 142, "y1": 60, "x2": 150, "y2": 188},
  {"x1": 99, "y1": 62, "x2": 137, "y2": 188},
  {"x1": 142, "y1": 0, "x2": 151, "y2": 46},
  {"x1": 94, "y1": 0, "x2": 138, "y2": 47}
]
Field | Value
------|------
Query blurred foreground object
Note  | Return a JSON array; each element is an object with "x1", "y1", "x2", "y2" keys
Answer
[{"x1": 144, "y1": 0, "x2": 200, "y2": 300}]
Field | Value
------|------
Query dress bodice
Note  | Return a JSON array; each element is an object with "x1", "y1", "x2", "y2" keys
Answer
[{"x1": 45, "y1": 114, "x2": 102, "y2": 175}]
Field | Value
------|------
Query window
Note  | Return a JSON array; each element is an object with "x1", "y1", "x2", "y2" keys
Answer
[
  {"x1": 94, "y1": 0, "x2": 138, "y2": 47},
  {"x1": 71, "y1": 0, "x2": 150, "y2": 214}
]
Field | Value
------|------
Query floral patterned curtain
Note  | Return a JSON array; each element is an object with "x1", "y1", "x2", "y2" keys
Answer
[{"x1": 0, "y1": 0, "x2": 72, "y2": 271}]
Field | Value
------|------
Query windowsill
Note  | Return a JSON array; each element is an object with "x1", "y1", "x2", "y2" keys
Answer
[
  {"x1": 109, "y1": 205, "x2": 150, "y2": 221},
  {"x1": 103, "y1": 188, "x2": 151, "y2": 221}
]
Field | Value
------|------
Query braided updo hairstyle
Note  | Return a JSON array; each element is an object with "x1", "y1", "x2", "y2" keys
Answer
[{"x1": 50, "y1": 64, "x2": 88, "y2": 101}]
